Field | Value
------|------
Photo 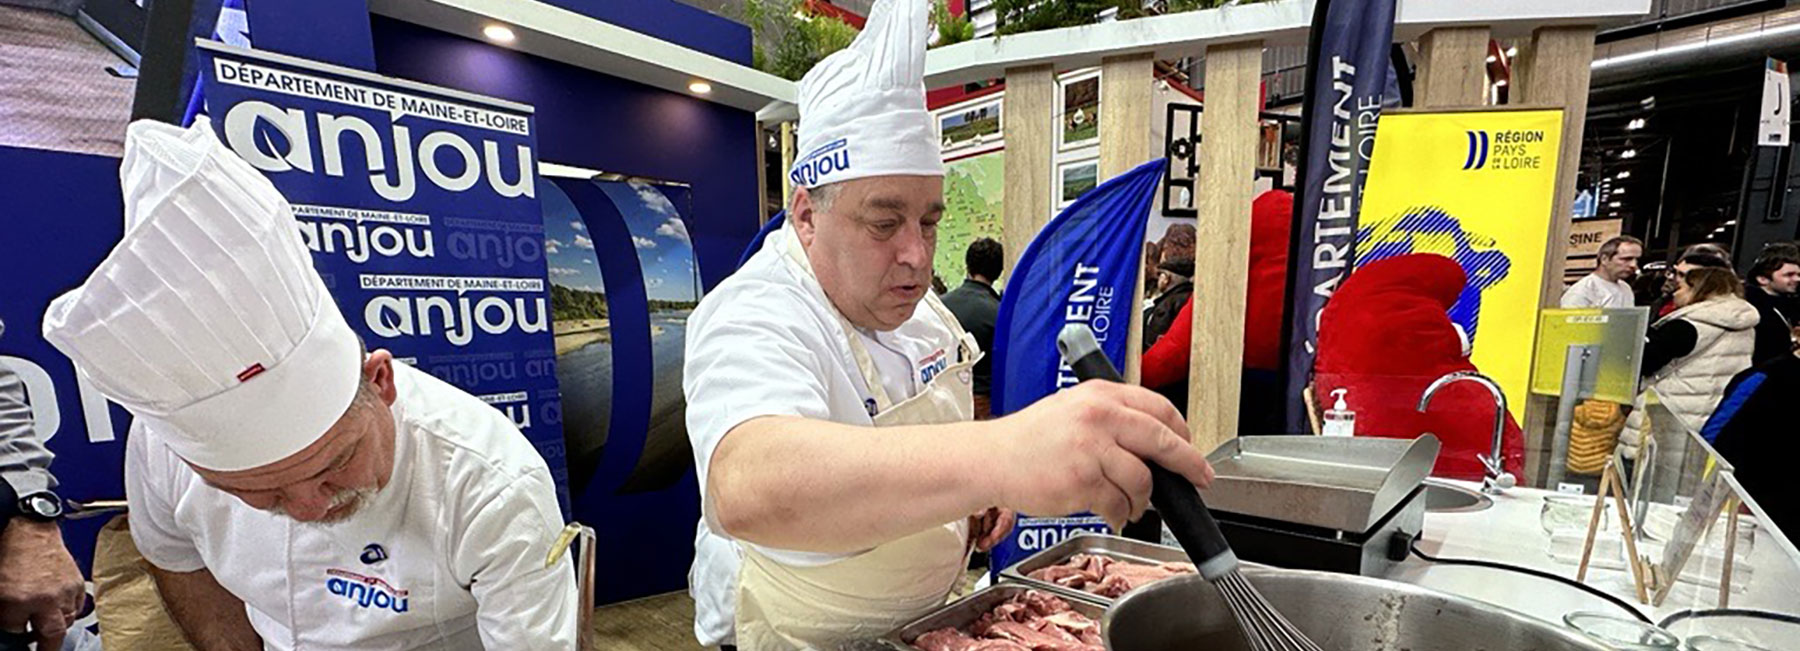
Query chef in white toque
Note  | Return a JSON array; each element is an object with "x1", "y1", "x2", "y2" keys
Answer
[
  {"x1": 682, "y1": 1, "x2": 1214, "y2": 647},
  {"x1": 43, "y1": 117, "x2": 577, "y2": 650}
]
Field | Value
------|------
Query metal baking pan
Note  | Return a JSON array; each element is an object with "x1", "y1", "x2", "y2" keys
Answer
[
  {"x1": 1199, "y1": 435, "x2": 1439, "y2": 534},
  {"x1": 883, "y1": 583, "x2": 1107, "y2": 650},
  {"x1": 997, "y1": 533, "x2": 1190, "y2": 605}
]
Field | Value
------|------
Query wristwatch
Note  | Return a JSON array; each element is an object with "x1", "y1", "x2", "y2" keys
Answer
[{"x1": 16, "y1": 491, "x2": 63, "y2": 522}]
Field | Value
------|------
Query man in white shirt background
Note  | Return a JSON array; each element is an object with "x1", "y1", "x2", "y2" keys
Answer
[{"x1": 1562, "y1": 235, "x2": 1644, "y2": 308}]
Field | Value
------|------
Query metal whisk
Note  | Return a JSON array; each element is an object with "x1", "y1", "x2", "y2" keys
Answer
[{"x1": 1058, "y1": 324, "x2": 1325, "y2": 651}]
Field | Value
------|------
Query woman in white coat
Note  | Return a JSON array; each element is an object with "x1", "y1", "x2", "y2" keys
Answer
[{"x1": 1622, "y1": 266, "x2": 1760, "y2": 461}]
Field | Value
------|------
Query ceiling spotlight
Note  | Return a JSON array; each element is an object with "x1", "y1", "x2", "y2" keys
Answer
[
  {"x1": 1641, "y1": 96, "x2": 1657, "y2": 110},
  {"x1": 1487, "y1": 55, "x2": 1498, "y2": 63},
  {"x1": 1507, "y1": 46, "x2": 1518, "y2": 57},
  {"x1": 1627, "y1": 118, "x2": 1647, "y2": 130},
  {"x1": 1609, "y1": 211, "x2": 1619, "y2": 217},
  {"x1": 1725, "y1": 220, "x2": 1737, "y2": 225},
  {"x1": 1614, "y1": 188, "x2": 1625, "y2": 195},
  {"x1": 1610, "y1": 201, "x2": 1623, "y2": 208},
  {"x1": 482, "y1": 24, "x2": 516, "y2": 43},
  {"x1": 1617, "y1": 171, "x2": 1631, "y2": 179},
  {"x1": 688, "y1": 81, "x2": 713, "y2": 95},
  {"x1": 1620, "y1": 149, "x2": 1638, "y2": 159}
]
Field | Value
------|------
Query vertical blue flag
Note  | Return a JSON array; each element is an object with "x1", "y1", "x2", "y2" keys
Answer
[
  {"x1": 181, "y1": 0, "x2": 249, "y2": 127},
  {"x1": 1280, "y1": 0, "x2": 1398, "y2": 432},
  {"x1": 985, "y1": 158, "x2": 1166, "y2": 576},
  {"x1": 992, "y1": 158, "x2": 1166, "y2": 415}
]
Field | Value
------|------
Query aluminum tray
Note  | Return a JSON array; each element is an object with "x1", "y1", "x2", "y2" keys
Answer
[
  {"x1": 1199, "y1": 435, "x2": 1439, "y2": 534},
  {"x1": 997, "y1": 533, "x2": 1191, "y2": 605},
  {"x1": 883, "y1": 583, "x2": 1107, "y2": 650}
]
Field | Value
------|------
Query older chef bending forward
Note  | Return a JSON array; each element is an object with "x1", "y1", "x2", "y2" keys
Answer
[
  {"x1": 686, "y1": 1, "x2": 1214, "y2": 648},
  {"x1": 43, "y1": 119, "x2": 577, "y2": 650}
]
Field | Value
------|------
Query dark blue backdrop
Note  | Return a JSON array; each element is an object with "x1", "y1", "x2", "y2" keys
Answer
[{"x1": 370, "y1": 16, "x2": 761, "y2": 604}]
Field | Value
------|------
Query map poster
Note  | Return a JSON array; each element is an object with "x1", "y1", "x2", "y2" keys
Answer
[{"x1": 936, "y1": 150, "x2": 1005, "y2": 287}]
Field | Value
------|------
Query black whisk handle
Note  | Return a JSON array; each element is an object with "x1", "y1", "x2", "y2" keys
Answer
[{"x1": 1056, "y1": 324, "x2": 1240, "y2": 581}]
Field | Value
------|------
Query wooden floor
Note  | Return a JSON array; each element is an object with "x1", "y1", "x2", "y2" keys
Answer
[
  {"x1": 595, "y1": 569, "x2": 988, "y2": 649},
  {"x1": 593, "y1": 591, "x2": 707, "y2": 651},
  {"x1": 0, "y1": 4, "x2": 135, "y2": 157}
]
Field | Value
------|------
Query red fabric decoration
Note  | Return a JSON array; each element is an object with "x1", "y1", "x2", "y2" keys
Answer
[
  {"x1": 1141, "y1": 189, "x2": 1293, "y2": 387},
  {"x1": 1313, "y1": 253, "x2": 1526, "y2": 481}
]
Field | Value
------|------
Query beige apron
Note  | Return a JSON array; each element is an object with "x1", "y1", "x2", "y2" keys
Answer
[{"x1": 733, "y1": 227, "x2": 982, "y2": 650}]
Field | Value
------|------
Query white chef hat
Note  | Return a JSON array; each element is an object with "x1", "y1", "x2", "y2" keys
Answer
[
  {"x1": 44, "y1": 117, "x2": 363, "y2": 472},
  {"x1": 788, "y1": 0, "x2": 942, "y2": 189}
]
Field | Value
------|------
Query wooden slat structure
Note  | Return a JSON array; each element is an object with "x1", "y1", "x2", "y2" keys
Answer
[
  {"x1": 1188, "y1": 41, "x2": 1265, "y2": 453},
  {"x1": 1001, "y1": 65, "x2": 1056, "y2": 280},
  {"x1": 1100, "y1": 53, "x2": 1157, "y2": 383}
]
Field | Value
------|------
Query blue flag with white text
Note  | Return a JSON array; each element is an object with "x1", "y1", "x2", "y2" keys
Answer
[
  {"x1": 1280, "y1": 0, "x2": 1398, "y2": 432},
  {"x1": 986, "y1": 158, "x2": 1165, "y2": 577}
]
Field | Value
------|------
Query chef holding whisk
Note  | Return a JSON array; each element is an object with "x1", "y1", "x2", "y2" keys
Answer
[{"x1": 681, "y1": 0, "x2": 1214, "y2": 648}]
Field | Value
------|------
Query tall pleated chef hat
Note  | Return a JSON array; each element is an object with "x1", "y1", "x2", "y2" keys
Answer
[
  {"x1": 44, "y1": 117, "x2": 362, "y2": 472},
  {"x1": 787, "y1": 0, "x2": 941, "y2": 189}
]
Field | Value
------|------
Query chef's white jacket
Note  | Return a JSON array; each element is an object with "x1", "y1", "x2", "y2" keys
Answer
[
  {"x1": 685, "y1": 226, "x2": 965, "y2": 646},
  {"x1": 125, "y1": 363, "x2": 578, "y2": 650}
]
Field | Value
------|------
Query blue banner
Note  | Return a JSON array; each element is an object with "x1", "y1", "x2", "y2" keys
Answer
[
  {"x1": 1280, "y1": 0, "x2": 1398, "y2": 432},
  {"x1": 987, "y1": 158, "x2": 1166, "y2": 575},
  {"x1": 196, "y1": 41, "x2": 570, "y2": 512}
]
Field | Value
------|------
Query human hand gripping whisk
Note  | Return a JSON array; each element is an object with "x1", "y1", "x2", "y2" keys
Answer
[{"x1": 1056, "y1": 324, "x2": 1325, "y2": 651}]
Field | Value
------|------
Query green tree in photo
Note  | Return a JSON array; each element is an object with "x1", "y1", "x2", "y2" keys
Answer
[{"x1": 741, "y1": 0, "x2": 860, "y2": 81}]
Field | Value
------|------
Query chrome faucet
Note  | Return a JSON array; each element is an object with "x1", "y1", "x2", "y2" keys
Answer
[{"x1": 1418, "y1": 371, "x2": 1517, "y2": 495}]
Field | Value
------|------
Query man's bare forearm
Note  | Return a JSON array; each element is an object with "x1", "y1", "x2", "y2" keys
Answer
[
  {"x1": 147, "y1": 567, "x2": 261, "y2": 651},
  {"x1": 708, "y1": 416, "x2": 998, "y2": 553}
]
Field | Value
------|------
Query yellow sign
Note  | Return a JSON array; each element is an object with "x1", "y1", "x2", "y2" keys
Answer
[
  {"x1": 1531, "y1": 308, "x2": 1649, "y2": 404},
  {"x1": 1357, "y1": 109, "x2": 1565, "y2": 411}
]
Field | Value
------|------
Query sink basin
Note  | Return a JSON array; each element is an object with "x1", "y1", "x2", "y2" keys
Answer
[{"x1": 1425, "y1": 481, "x2": 1493, "y2": 513}]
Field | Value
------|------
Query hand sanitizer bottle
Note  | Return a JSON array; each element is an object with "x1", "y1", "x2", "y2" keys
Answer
[{"x1": 1323, "y1": 388, "x2": 1355, "y2": 437}]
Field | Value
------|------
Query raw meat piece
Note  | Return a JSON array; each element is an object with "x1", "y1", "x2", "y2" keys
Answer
[
  {"x1": 909, "y1": 591, "x2": 1103, "y2": 651},
  {"x1": 1024, "y1": 553, "x2": 1197, "y2": 599}
]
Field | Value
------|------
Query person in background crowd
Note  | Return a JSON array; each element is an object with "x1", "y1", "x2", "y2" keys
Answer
[
  {"x1": 1159, "y1": 223, "x2": 1197, "y2": 267},
  {"x1": 1701, "y1": 347, "x2": 1800, "y2": 536},
  {"x1": 1142, "y1": 240, "x2": 1161, "y2": 294},
  {"x1": 1561, "y1": 235, "x2": 1643, "y2": 308},
  {"x1": 1622, "y1": 267, "x2": 1759, "y2": 464},
  {"x1": 1633, "y1": 263, "x2": 1670, "y2": 308},
  {"x1": 1654, "y1": 249, "x2": 1733, "y2": 317},
  {"x1": 0, "y1": 319, "x2": 86, "y2": 651},
  {"x1": 1142, "y1": 257, "x2": 1194, "y2": 350},
  {"x1": 940, "y1": 238, "x2": 1004, "y2": 420},
  {"x1": 1743, "y1": 253, "x2": 1800, "y2": 365}
]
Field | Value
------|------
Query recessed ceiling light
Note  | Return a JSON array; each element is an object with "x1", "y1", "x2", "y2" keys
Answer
[
  {"x1": 1614, "y1": 188, "x2": 1625, "y2": 195},
  {"x1": 1725, "y1": 220, "x2": 1737, "y2": 226},
  {"x1": 483, "y1": 25, "x2": 516, "y2": 43},
  {"x1": 1627, "y1": 118, "x2": 1647, "y2": 130},
  {"x1": 689, "y1": 81, "x2": 713, "y2": 95},
  {"x1": 1610, "y1": 201, "x2": 1623, "y2": 208},
  {"x1": 1620, "y1": 150, "x2": 1638, "y2": 159},
  {"x1": 1617, "y1": 171, "x2": 1631, "y2": 179}
]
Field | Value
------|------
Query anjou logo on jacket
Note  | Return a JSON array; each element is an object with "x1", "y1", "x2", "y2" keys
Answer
[{"x1": 326, "y1": 569, "x2": 411, "y2": 613}]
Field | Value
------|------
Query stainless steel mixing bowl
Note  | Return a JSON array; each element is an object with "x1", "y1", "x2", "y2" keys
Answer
[{"x1": 1103, "y1": 568, "x2": 1614, "y2": 651}]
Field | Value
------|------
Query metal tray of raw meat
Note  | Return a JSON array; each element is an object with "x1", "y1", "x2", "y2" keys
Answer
[
  {"x1": 997, "y1": 533, "x2": 1190, "y2": 605},
  {"x1": 883, "y1": 583, "x2": 1107, "y2": 650}
]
